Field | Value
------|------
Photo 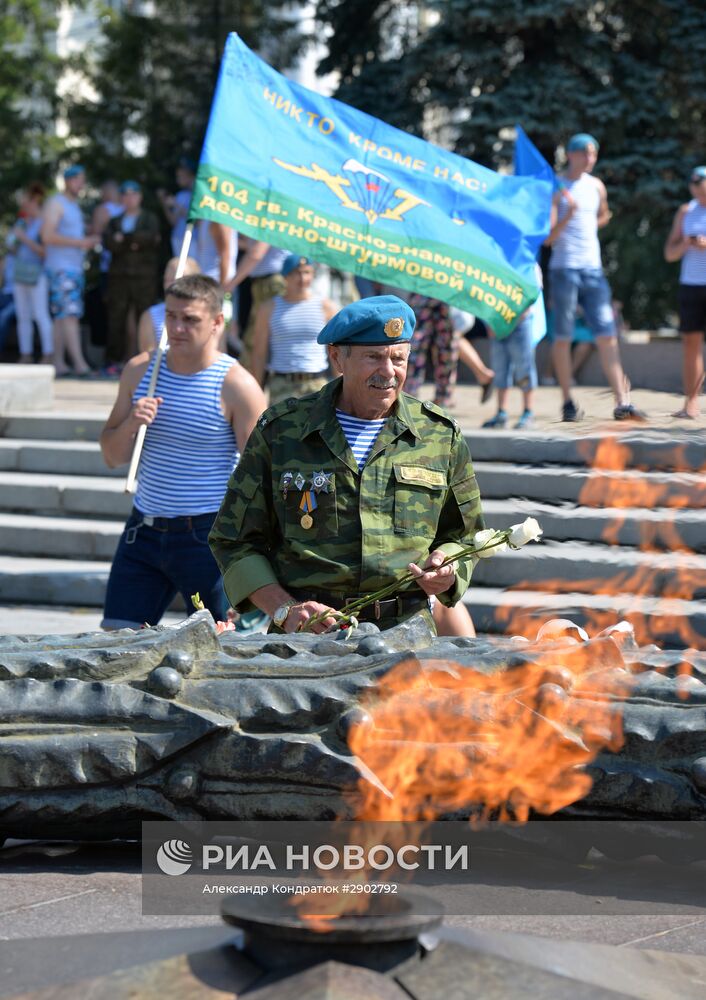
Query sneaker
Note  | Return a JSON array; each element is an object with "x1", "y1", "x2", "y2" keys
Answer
[
  {"x1": 482, "y1": 410, "x2": 508, "y2": 429},
  {"x1": 561, "y1": 399, "x2": 583, "y2": 422},
  {"x1": 514, "y1": 410, "x2": 534, "y2": 429},
  {"x1": 613, "y1": 403, "x2": 647, "y2": 422}
]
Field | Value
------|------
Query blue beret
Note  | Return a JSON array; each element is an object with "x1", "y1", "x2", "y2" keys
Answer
[
  {"x1": 317, "y1": 295, "x2": 415, "y2": 346},
  {"x1": 63, "y1": 164, "x2": 85, "y2": 180},
  {"x1": 120, "y1": 180, "x2": 141, "y2": 193},
  {"x1": 282, "y1": 254, "x2": 313, "y2": 276},
  {"x1": 567, "y1": 133, "x2": 599, "y2": 153}
]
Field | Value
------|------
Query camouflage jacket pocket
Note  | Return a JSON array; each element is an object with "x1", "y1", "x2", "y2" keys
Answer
[
  {"x1": 278, "y1": 471, "x2": 338, "y2": 540},
  {"x1": 393, "y1": 463, "x2": 447, "y2": 535}
]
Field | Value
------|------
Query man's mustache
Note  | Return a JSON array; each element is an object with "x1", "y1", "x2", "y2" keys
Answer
[{"x1": 367, "y1": 374, "x2": 401, "y2": 389}]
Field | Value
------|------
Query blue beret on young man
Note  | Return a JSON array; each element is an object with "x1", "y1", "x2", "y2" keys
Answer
[
  {"x1": 281, "y1": 254, "x2": 313, "y2": 276},
  {"x1": 567, "y1": 133, "x2": 599, "y2": 152}
]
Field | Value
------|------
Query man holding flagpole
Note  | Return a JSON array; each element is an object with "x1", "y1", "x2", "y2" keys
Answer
[{"x1": 100, "y1": 274, "x2": 266, "y2": 629}]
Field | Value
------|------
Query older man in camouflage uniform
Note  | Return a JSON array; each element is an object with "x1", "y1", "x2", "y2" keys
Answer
[{"x1": 209, "y1": 295, "x2": 484, "y2": 634}]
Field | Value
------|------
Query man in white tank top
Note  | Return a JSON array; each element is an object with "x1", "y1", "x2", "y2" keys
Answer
[
  {"x1": 99, "y1": 275, "x2": 266, "y2": 629},
  {"x1": 664, "y1": 165, "x2": 706, "y2": 418},
  {"x1": 546, "y1": 133, "x2": 646, "y2": 422}
]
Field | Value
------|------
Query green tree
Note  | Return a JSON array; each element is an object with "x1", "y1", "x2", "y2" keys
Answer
[
  {"x1": 0, "y1": 1, "x2": 64, "y2": 221},
  {"x1": 65, "y1": 1, "x2": 306, "y2": 196},
  {"x1": 315, "y1": 0, "x2": 706, "y2": 328}
]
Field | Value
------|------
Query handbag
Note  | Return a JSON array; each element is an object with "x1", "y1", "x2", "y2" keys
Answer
[{"x1": 13, "y1": 258, "x2": 43, "y2": 286}]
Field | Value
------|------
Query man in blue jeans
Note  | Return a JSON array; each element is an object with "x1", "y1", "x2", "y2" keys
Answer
[
  {"x1": 99, "y1": 274, "x2": 266, "y2": 629},
  {"x1": 546, "y1": 132, "x2": 646, "y2": 422}
]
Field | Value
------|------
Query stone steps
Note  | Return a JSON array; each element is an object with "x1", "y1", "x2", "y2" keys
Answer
[
  {"x1": 3, "y1": 415, "x2": 705, "y2": 473},
  {"x1": 0, "y1": 413, "x2": 104, "y2": 442},
  {"x1": 0, "y1": 554, "x2": 111, "y2": 606},
  {"x1": 464, "y1": 587, "x2": 706, "y2": 649},
  {"x1": 1, "y1": 456, "x2": 703, "y2": 523},
  {"x1": 470, "y1": 539, "x2": 706, "y2": 601},
  {"x1": 481, "y1": 499, "x2": 706, "y2": 553},
  {"x1": 473, "y1": 461, "x2": 706, "y2": 509},
  {"x1": 0, "y1": 554, "x2": 187, "y2": 612},
  {"x1": 0, "y1": 439, "x2": 125, "y2": 478},
  {"x1": 0, "y1": 471, "x2": 132, "y2": 519},
  {"x1": 465, "y1": 429, "x2": 706, "y2": 473},
  {"x1": 0, "y1": 500, "x2": 698, "y2": 565},
  {"x1": 0, "y1": 513, "x2": 122, "y2": 560},
  {"x1": 0, "y1": 404, "x2": 704, "y2": 647}
]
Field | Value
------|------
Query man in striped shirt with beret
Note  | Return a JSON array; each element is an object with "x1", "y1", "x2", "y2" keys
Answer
[{"x1": 209, "y1": 295, "x2": 484, "y2": 634}]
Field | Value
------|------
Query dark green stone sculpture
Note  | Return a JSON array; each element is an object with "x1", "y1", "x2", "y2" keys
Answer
[{"x1": 0, "y1": 612, "x2": 704, "y2": 847}]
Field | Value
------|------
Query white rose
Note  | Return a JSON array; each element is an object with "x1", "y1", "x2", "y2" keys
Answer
[
  {"x1": 472, "y1": 528, "x2": 508, "y2": 558},
  {"x1": 508, "y1": 517, "x2": 543, "y2": 548}
]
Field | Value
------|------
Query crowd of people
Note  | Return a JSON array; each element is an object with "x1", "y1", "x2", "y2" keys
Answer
[
  {"x1": 1, "y1": 134, "x2": 704, "y2": 637},
  {"x1": 1, "y1": 159, "x2": 239, "y2": 378},
  {"x1": 2, "y1": 140, "x2": 704, "y2": 423}
]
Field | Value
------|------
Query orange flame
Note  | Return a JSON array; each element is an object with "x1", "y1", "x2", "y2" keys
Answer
[
  {"x1": 495, "y1": 436, "x2": 706, "y2": 648},
  {"x1": 292, "y1": 633, "x2": 633, "y2": 928},
  {"x1": 346, "y1": 639, "x2": 630, "y2": 823}
]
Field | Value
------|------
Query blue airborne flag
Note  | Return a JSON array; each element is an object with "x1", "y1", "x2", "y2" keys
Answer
[
  {"x1": 190, "y1": 34, "x2": 553, "y2": 336},
  {"x1": 514, "y1": 125, "x2": 556, "y2": 187}
]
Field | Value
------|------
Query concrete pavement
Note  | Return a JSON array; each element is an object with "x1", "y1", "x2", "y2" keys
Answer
[{"x1": 46, "y1": 370, "x2": 706, "y2": 432}]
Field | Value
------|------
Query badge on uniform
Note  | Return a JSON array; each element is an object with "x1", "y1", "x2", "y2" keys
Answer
[
  {"x1": 310, "y1": 470, "x2": 333, "y2": 494},
  {"x1": 279, "y1": 471, "x2": 294, "y2": 500}
]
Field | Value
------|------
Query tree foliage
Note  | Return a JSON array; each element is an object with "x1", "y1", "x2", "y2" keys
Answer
[
  {"x1": 65, "y1": 1, "x2": 305, "y2": 195},
  {"x1": 316, "y1": 0, "x2": 706, "y2": 327},
  {"x1": 0, "y1": 1, "x2": 63, "y2": 218}
]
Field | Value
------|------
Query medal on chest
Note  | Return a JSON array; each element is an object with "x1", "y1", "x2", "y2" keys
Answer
[{"x1": 299, "y1": 490, "x2": 317, "y2": 529}]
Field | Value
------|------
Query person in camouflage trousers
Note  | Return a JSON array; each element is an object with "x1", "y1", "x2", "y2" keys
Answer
[{"x1": 209, "y1": 295, "x2": 484, "y2": 634}]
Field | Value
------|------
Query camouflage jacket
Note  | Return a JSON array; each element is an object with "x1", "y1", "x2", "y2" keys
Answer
[{"x1": 209, "y1": 377, "x2": 484, "y2": 610}]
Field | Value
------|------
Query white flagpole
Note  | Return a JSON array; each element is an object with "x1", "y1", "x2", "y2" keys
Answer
[{"x1": 124, "y1": 222, "x2": 194, "y2": 494}]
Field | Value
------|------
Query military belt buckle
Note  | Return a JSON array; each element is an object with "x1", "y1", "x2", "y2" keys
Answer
[{"x1": 142, "y1": 515, "x2": 155, "y2": 527}]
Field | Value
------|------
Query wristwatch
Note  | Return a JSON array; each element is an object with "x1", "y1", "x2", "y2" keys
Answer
[{"x1": 272, "y1": 601, "x2": 296, "y2": 628}]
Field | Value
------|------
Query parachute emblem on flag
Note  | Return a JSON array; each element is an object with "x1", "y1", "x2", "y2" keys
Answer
[{"x1": 273, "y1": 156, "x2": 430, "y2": 224}]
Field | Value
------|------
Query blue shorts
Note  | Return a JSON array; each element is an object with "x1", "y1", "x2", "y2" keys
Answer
[
  {"x1": 490, "y1": 313, "x2": 538, "y2": 390},
  {"x1": 48, "y1": 269, "x2": 85, "y2": 320},
  {"x1": 550, "y1": 268, "x2": 615, "y2": 341},
  {"x1": 102, "y1": 508, "x2": 229, "y2": 629}
]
